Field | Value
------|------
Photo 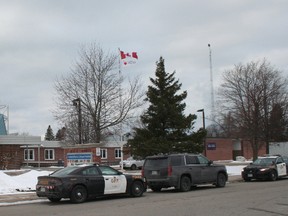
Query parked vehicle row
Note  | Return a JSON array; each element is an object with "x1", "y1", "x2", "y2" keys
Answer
[{"x1": 36, "y1": 154, "x2": 288, "y2": 204}]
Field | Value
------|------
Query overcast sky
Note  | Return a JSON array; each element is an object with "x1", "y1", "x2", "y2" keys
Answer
[{"x1": 0, "y1": 0, "x2": 287, "y2": 138}]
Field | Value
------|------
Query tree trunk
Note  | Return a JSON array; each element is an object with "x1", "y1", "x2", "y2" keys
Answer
[{"x1": 252, "y1": 138, "x2": 258, "y2": 161}]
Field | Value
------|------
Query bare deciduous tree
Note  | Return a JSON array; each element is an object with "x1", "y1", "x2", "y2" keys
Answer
[
  {"x1": 218, "y1": 59, "x2": 288, "y2": 160},
  {"x1": 54, "y1": 43, "x2": 144, "y2": 144}
]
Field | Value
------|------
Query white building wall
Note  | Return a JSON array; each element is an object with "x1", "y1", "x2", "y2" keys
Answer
[{"x1": 269, "y1": 142, "x2": 288, "y2": 156}]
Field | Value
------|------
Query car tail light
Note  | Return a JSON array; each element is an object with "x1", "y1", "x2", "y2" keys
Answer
[
  {"x1": 168, "y1": 165, "x2": 172, "y2": 176},
  {"x1": 141, "y1": 167, "x2": 144, "y2": 177}
]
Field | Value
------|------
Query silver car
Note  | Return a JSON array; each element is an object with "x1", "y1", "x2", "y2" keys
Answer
[{"x1": 120, "y1": 157, "x2": 144, "y2": 170}]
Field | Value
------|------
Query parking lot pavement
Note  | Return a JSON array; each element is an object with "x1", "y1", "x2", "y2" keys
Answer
[
  {"x1": 228, "y1": 175, "x2": 243, "y2": 183},
  {"x1": 0, "y1": 175, "x2": 243, "y2": 205},
  {"x1": 0, "y1": 193, "x2": 45, "y2": 205}
]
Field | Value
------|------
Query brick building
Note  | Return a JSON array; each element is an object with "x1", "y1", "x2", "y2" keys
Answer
[
  {"x1": 0, "y1": 135, "x2": 130, "y2": 169},
  {"x1": 63, "y1": 141, "x2": 130, "y2": 166},
  {"x1": 0, "y1": 135, "x2": 41, "y2": 169},
  {"x1": 21, "y1": 140, "x2": 65, "y2": 168},
  {"x1": 205, "y1": 137, "x2": 266, "y2": 161},
  {"x1": 0, "y1": 134, "x2": 274, "y2": 170}
]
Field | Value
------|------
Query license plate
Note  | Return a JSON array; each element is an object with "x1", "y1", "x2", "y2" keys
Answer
[
  {"x1": 40, "y1": 187, "x2": 46, "y2": 192},
  {"x1": 248, "y1": 174, "x2": 253, "y2": 177},
  {"x1": 151, "y1": 171, "x2": 158, "y2": 175}
]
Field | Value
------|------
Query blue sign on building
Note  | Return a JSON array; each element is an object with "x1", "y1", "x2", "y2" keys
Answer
[
  {"x1": 67, "y1": 153, "x2": 92, "y2": 160},
  {"x1": 207, "y1": 143, "x2": 216, "y2": 150},
  {"x1": 66, "y1": 153, "x2": 93, "y2": 166}
]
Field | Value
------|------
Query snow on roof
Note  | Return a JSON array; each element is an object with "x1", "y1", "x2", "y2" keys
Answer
[{"x1": 0, "y1": 135, "x2": 41, "y2": 145}]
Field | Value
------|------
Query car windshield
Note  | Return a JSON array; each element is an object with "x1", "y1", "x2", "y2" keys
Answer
[
  {"x1": 99, "y1": 166, "x2": 119, "y2": 175},
  {"x1": 253, "y1": 157, "x2": 276, "y2": 166},
  {"x1": 50, "y1": 166, "x2": 82, "y2": 177}
]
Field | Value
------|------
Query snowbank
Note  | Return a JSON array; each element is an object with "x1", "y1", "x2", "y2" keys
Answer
[{"x1": 0, "y1": 170, "x2": 51, "y2": 195}]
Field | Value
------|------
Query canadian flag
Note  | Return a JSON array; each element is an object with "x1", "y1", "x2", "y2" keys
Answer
[{"x1": 120, "y1": 50, "x2": 138, "y2": 65}]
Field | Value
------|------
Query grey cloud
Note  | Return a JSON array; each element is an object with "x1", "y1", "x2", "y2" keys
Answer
[{"x1": 0, "y1": 0, "x2": 287, "y2": 136}]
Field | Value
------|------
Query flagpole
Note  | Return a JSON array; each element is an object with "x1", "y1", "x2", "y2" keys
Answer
[
  {"x1": 118, "y1": 48, "x2": 122, "y2": 74},
  {"x1": 118, "y1": 48, "x2": 124, "y2": 168}
]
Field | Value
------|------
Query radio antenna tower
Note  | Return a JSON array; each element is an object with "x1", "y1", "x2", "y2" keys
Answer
[{"x1": 208, "y1": 44, "x2": 215, "y2": 122}]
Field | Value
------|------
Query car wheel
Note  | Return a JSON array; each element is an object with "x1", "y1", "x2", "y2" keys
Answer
[
  {"x1": 130, "y1": 181, "x2": 145, "y2": 197},
  {"x1": 270, "y1": 170, "x2": 277, "y2": 181},
  {"x1": 216, "y1": 173, "x2": 227, "y2": 187},
  {"x1": 131, "y1": 164, "x2": 137, "y2": 170},
  {"x1": 70, "y1": 185, "x2": 88, "y2": 203},
  {"x1": 180, "y1": 176, "x2": 191, "y2": 192},
  {"x1": 150, "y1": 186, "x2": 162, "y2": 192},
  {"x1": 48, "y1": 197, "x2": 61, "y2": 202}
]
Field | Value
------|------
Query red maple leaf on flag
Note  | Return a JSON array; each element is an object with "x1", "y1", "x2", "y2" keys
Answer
[
  {"x1": 120, "y1": 51, "x2": 126, "y2": 59},
  {"x1": 119, "y1": 50, "x2": 138, "y2": 65}
]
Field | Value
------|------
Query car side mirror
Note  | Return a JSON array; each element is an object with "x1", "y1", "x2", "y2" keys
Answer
[{"x1": 208, "y1": 160, "x2": 213, "y2": 166}]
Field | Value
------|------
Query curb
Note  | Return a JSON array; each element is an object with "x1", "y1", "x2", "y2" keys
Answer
[{"x1": 0, "y1": 192, "x2": 44, "y2": 205}]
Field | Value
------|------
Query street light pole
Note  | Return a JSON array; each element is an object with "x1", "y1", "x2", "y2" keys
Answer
[
  {"x1": 38, "y1": 144, "x2": 44, "y2": 170},
  {"x1": 38, "y1": 144, "x2": 41, "y2": 170},
  {"x1": 197, "y1": 109, "x2": 206, "y2": 156},
  {"x1": 197, "y1": 109, "x2": 205, "y2": 129}
]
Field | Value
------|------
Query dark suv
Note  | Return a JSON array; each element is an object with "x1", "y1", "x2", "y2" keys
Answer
[{"x1": 142, "y1": 153, "x2": 228, "y2": 192}]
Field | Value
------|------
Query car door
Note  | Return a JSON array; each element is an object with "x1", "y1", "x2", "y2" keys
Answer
[
  {"x1": 275, "y1": 157, "x2": 287, "y2": 176},
  {"x1": 99, "y1": 166, "x2": 127, "y2": 195},
  {"x1": 197, "y1": 155, "x2": 215, "y2": 182},
  {"x1": 185, "y1": 155, "x2": 202, "y2": 184},
  {"x1": 283, "y1": 156, "x2": 288, "y2": 173},
  {"x1": 80, "y1": 167, "x2": 104, "y2": 196}
]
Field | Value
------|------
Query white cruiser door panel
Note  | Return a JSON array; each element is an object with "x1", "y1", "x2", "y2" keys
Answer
[
  {"x1": 276, "y1": 163, "x2": 287, "y2": 176},
  {"x1": 104, "y1": 175, "x2": 127, "y2": 195}
]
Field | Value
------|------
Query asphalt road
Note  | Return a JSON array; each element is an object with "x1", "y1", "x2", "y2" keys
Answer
[{"x1": 1, "y1": 179, "x2": 288, "y2": 216}]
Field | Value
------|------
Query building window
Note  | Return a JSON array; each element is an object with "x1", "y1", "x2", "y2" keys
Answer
[
  {"x1": 45, "y1": 149, "x2": 55, "y2": 160},
  {"x1": 115, "y1": 148, "x2": 121, "y2": 158},
  {"x1": 24, "y1": 149, "x2": 34, "y2": 160},
  {"x1": 101, "y1": 149, "x2": 107, "y2": 159}
]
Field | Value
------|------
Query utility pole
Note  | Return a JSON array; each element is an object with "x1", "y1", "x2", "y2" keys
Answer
[
  {"x1": 197, "y1": 109, "x2": 206, "y2": 156},
  {"x1": 73, "y1": 98, "x2": 82, "y2": 144}
]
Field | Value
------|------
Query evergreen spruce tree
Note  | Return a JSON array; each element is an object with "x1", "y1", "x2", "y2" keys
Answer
[
  {"x1": 56, "y1": 127, "x2": 66, "y2": 141},
  {"x1": 128, "y1": 57, "x2": 206, "y2": 158},
  {"x1": 45, "y1": 125, "x2": 55, "y2": 141}
]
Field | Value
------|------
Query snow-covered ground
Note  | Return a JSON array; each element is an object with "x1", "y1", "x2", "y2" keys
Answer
[
  {"x1": 0, "y1": 169, "x2": 51, "y2": 195},
  {"x1": 0, "y1": 164, "x2": 247, "y2": 195}
]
